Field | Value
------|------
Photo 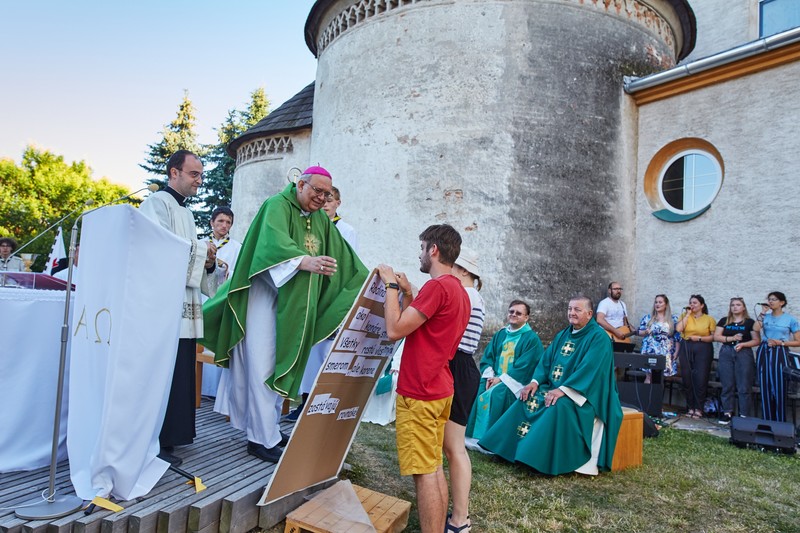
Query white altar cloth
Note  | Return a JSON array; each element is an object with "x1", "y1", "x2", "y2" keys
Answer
[{"x1": 0, "y1": 287, "x2": 72, "y2": 472}]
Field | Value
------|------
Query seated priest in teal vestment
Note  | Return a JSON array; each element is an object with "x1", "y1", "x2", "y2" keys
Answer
[
  {"x1": 465, "y1": 299, "x2": 543, "y2": 441},
  {"x1": 479, "y1": 296, "x2": 623, "y2": 476}
]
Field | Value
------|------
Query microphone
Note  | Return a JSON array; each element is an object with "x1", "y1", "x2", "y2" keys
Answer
[
  {"x1": 757, "y1": 302, "x2": 768, "y2": 306},
  {"x1": 83, "y1": 184, "x2": 160, "y2": 216},
  {"x1": 683, "y1": 307, "x2": 691, "y2": 310},
  {"x1": 10, "y1": 198, "x2": 95, "y2": 259}
]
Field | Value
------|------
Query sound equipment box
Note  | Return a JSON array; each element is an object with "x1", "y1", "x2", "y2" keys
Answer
[{"x1": 729, "y1": 416, "x2": 796, "y2": 454}]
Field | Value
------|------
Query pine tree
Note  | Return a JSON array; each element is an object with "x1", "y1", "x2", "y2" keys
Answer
[
  {"x1": 197, "y1": 87, "x2": 271, "y2": 229},
  {"x1": 140, "y1": 91, "x2": 205, "y2": 192}
]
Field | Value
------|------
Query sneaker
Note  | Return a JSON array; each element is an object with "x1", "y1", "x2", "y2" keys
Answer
[{"x1": 718, "y1": 413, "x2": 732, "y2": 425}]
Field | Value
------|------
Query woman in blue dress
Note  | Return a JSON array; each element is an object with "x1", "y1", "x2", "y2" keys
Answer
[
  {"x1": 753, "y1": 291, "x2": 800, "y2": 421},
  {"x1": 637, "y1": 294, "x2": 681, "y2": 377}
]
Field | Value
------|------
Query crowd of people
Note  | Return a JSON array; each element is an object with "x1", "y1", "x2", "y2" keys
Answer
[
  {"x1": 5, "y1": 150, "x2": 798, "y2": 533},
  {"x1": 596, "y1": 285, "x2": 800, "y2": 424}
]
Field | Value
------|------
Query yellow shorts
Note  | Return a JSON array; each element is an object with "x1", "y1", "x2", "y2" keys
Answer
[{"x1": 395, "y1": 394, "x2": 452, "y2": 476}]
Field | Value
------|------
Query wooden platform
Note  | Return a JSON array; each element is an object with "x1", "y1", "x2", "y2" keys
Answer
[
  {"x1": 284, "y1": 485, "x2": 410, "y2": 533},
  {"x1": 0, "y1": 399, "x2": 317, "y2": 533},
  {"x1": 611, "y1": 407, "x2": 643, "y2": 472}
]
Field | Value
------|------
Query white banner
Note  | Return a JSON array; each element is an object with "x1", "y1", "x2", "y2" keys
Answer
[{"x1": 67, "y1": 204, "x2": 189, "y2": 500}]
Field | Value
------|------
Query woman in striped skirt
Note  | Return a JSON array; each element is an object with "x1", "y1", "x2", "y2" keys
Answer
[{"x1": 754, "y1": 291, "x2": 800, "y2": 421}]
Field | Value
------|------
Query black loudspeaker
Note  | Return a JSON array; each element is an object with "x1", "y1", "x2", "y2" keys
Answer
[
  {"x1": 729, "y1": 416, "x2": 796, "y2": 454},
  {"x1": 620, "y1": 402, "x2": 660, "y2": 438}
]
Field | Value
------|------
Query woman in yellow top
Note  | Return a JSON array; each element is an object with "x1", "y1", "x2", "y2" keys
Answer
[{"x1": 676, "y1": 294, "x2": 717, "y2": 419}]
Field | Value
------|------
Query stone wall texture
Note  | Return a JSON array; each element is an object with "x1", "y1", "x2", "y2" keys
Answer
[{"x1": 306, "y1": 0, "x2": 685, "y2": 338}]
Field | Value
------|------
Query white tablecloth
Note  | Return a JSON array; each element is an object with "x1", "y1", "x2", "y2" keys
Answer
[{"x1": 0, "y1": 287, "x2": 72, "y2": 472}]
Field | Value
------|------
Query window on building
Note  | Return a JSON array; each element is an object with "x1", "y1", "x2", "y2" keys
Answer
[
  {"x1": 660, "y1": 152, "x2": 722, "y2": 214},
  {"x1": 760, "y1": 0, "x2": 800, "y2": 38},
  {"x1": 642, "y1": 138, "x2": 724, "y2": 223}
]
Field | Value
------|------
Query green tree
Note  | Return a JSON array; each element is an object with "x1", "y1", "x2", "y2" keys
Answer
[
  {"x1": 0, "y1": 147, "x2": 132, "y2": 271},
  {"x1": 140, "y1": 90, "x2": 206, "y2": 192},
  {"x1": 197, "y1": 87, "x2": 270, "y2": 229}
]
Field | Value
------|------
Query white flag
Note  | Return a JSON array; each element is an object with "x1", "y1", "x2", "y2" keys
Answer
[{"x1": 46, "y1": 226, "x2": 66, "y2": 275}]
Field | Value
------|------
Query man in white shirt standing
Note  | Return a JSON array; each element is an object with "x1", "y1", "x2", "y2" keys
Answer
[{"x1": 596, "y1": 281, "x2": 633, "y2": 342}]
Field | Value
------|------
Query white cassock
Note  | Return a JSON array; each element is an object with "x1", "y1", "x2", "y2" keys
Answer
[
  {"x1": 215, "y1": 258, "x2": 302, "y2": 448},
  {"x1": 202, "y1": 236, "x2": 242, "y2": 397},
  {"x1": 297, "y1": 217, "x2": 359, "y2": 396}
]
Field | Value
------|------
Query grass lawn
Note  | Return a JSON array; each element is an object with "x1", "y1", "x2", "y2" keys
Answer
[{"x1": 316, "y1": 422, "x2": 800, "y2": 533}]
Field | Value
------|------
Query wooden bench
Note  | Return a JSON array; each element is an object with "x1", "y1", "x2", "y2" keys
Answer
[
  {"x1": 612, "y1": 407, "x2": 643, "y2": 471},
  {"x1": 284, "y1": 484, "x2": 411, "y2": 533}
]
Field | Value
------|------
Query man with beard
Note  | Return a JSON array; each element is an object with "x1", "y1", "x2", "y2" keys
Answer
[
  {"x1": 377, "y1": 224, "x2": 470, "y2": 533},
  {"x1": 597, "y1": 281, "x2": 633, "y2": 342},
  {"x1": 479, "y1": 296, "x2": 623, "y2": 476}
]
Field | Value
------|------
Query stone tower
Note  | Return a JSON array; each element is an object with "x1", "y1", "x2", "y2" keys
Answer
[{"x1": 300, "y1": 0, "x2": 695, "y2": 337}]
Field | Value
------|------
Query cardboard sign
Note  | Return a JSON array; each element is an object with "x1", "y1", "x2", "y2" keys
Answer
[{"x1": 261, "y1": 270, "x2": 402, "y2": 505}]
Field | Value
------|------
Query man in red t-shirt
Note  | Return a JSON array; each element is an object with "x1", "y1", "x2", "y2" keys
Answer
[{"x1": 378, "y1": 224, "x2": 470, "y2": 533}]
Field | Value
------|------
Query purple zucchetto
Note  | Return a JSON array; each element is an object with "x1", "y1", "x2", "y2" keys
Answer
[{"x1": 303, "y1": 165, "x2": 332, "y2": 179}]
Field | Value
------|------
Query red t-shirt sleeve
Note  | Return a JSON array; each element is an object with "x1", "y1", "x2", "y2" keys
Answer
[{"x1": 410, "y1": 279, "x2": 445, "y2": 320}]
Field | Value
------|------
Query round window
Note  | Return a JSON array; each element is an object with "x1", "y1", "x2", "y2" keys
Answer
[
  {"x1": 659, "y1": 151, "x2": 722, "y2": 214},
  {"x1": 643, "y1": 139, "x2": 724, "y2": 223}
]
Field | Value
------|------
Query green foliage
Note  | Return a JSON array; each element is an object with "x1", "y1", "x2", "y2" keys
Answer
[
  {"x1": 140, "y1": 90, "x2": 206, "y2": 193},
  {"x1": 197, "y1": 87, "x2": 270, "y2": 229},
  {"x1": 0, "y1": 147, "x2": 131, "y2": 271}
]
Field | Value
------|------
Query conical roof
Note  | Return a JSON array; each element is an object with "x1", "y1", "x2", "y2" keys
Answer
[{"x1": 227, "y1": 82, "x2": 314, "y2": 157}]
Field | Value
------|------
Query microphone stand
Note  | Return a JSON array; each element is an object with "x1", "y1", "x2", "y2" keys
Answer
[
  {"x1": 14, "y1": 218, "x2": 83, "y2": 519},
  {"x1": 14, "y1": 185, "x2": 158, "y2": 520}
]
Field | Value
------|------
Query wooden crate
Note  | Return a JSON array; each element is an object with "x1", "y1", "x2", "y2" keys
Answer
[
  {"x1": 611, "y1": 407, "x2": 643, "y2": 471},
  {"x1": 285, "y1": 484, "x2": 410, "y2": 533}
]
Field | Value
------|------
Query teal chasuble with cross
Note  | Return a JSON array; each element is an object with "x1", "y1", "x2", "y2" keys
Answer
[
  {"x1": 201, "y1": 183, "x2": 368, "y2": 399},
  {"x1": 465, "y1": 324, "x2": 543, "y2": 439},
  {"x1": 478, "y1": 318, "x2": 622, "y2": 475}
]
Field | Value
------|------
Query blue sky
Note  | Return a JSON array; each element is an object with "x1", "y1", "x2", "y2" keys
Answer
[{"x1": 0, "y1": 0, "x2": 318, "y2": 189}]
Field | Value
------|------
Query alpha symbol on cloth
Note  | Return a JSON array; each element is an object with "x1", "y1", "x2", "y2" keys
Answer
[
  {"x1": 552, "y1": 365, "x2": 564, "y2": 382},
  {"x1": 304, "y1": 232, "x2": 320, "y2": 255},
  {"x1": 525, "y1": 396, "x2": 540, "y2": 412},
  {"x1": 517, "y1": 422, "x2": 531, "y2": 438},
  {"x1": 560, "y1": 341, "x2": 576, "y2": 356}
]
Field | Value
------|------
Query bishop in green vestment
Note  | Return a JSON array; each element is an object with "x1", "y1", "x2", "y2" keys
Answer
[
  {"x1": 465, "y1": 300, "x2": 544, "y2": 440},
  {"x1": 479, "y1": 296, "x2": 622, "y2": 476},
  {"x1": 201, "y1": 167, "x2": 368, "y2": 461}
]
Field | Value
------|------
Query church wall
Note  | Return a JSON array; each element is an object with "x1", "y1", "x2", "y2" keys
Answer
[
  {"x1": 632, "y1": 60, "x2": 800, "y2": 325},
  {"x1": 681, "y1": 0, "x2": 757, "y2": 64},
  {"x1": 307, "y1": 0, "x2": 686, "y2": 339},
  {"x1": 229, "y1": 129, "x2": 313, "y2": 242}
]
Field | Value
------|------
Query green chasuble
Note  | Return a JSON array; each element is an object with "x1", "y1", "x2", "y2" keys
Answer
[
  {"x1": 465, "y1": 324, "x2": 543, "y2": 439},
  {"x1": 201, "y1": 183, "x2": 368, "y2": 399},
  {"x1": 478, "y1": 319, "x2": 622, "y2": 475}
]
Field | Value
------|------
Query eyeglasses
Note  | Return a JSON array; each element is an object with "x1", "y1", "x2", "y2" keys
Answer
[
  {"x1": 767, "y1": 297, "x2": 780, "y2": 302},
  {"x1": 508, "y1": 310, "x2": 526, "y2": 316},
  {"x1": 180, "y1": 169, "x2": 204, "y2": 180},
  {"x1": 611, "y1": 287, "x2": 623, "y2": 291},
  {"x1": 306, "y1": 182, "x2": 334, "y2": 201}
]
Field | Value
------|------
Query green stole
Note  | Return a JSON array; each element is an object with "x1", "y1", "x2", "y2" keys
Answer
[{"x1": 201, "y1": 183, "x2": 368, "y2": 399}]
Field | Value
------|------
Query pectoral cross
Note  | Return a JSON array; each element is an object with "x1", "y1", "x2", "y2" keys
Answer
[
  {"x1": 552, "y1": 365, "x2": 564, "y2": 382},
  {"x1": 560, "y1": 341, "x2": 576, "y2": 356},
  {"x1": 516, "y1": 422, "x2": 531, "y2": 438}
]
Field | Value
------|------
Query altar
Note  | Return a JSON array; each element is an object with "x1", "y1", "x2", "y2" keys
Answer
[{"x1": 0, "y1": 286, "x2": 72, "y2": 472}]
